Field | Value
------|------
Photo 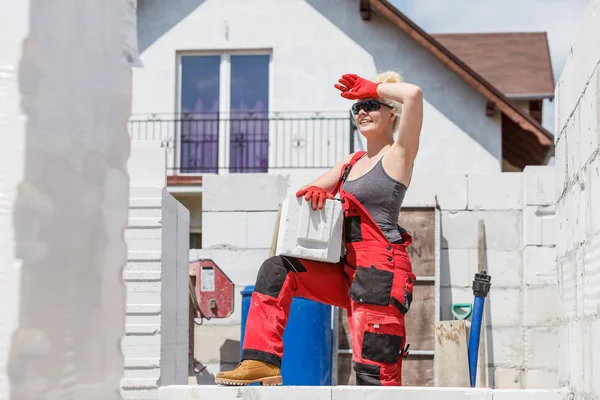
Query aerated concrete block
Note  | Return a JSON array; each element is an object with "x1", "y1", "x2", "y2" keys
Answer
[
  {"x1": 583, "y1": 233, "x2": 600, "y2": 316},
  {"x1": 524, "y1": 285, "x2": 559, "y2": 327},
  {"x1": 159, "y1": 386, "x2": 332, "y2": 400},
  {"x1": 246, "y1": 211, "x2": 279, "y2": 249},
  {"x1": 524, "y1": 369, "x2": 559, "y2": 389},
  {"x1": 202, "y1": 211, "x2": 248, "y2": 248},
  {"x1": 487, "y1": 288, "x2": 522, "y2": 327},
  {"x1": 525, "y1": 327, "x2": 558, "y2": 370},
  {"x1": 587, "y1": 155, "x2": 600, "y2": 237},
  {"x1": 203, "y1": 174, "x2": 288, "y2": 212},
  {"x1": 440, "y1": 249, "x2": 471, "y2": 288},
  {"x1": 493, "y1": 368, "x2": 522, "y2": 389},
  {"x1": 331, "y1": 387, "x2": 493, "y2": 400},
  {"x1": 579, "y1": 70, "x2": 599, "y2": 165},
  {"x1": 554, "y1": 137, "x2": 567, "y2": 199},
  {"x1": 523, "y1": 206, "x2": 557, "y2": 247},
  {"x1": 523, "y1": 166, "x2": 557, "y2": 206},
  {"x1": 489, "y1": 326, "x2": 525, "y2": 368},
  {"x1": 524, "y1": 247, "x2": 557, "y2": 286},
  {"x1": 276, "y1": 194, "x2": 344, "y2": 263},
  {"x1": 402, "y1": 173, "x2": 468, "y2": 209},
  {"x1": 441, "y1": 211, "x2": 521, "y2": 250},
  {"x1": 591, "y1": 318, "x2": 600, "y2": 396},
  {"x1": 468, "y1": 173, "x2": 522, "y2": 210},
  {"x1": 566, "y1": 110, "x2": 581, "y2": 187},
  {"x1": 468, "y1": 249, "x2": 523, "y2": 288}
]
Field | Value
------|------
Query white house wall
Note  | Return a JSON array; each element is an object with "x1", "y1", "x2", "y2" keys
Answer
[{"x1": 134, "y1": 0, "x2": 502, "y2": 173}]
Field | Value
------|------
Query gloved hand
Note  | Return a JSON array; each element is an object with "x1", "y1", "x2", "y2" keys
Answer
[
  {"x1": 295, "y1": 186, "x2": 334, "y2": 211},
  {"x1": 334, "y1": 74, "x2": 380, "y2": 100}
]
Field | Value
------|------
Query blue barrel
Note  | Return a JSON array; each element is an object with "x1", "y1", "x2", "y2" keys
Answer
[{"x1": 240, "y1": 285, "x2": 332, "y2": 385}]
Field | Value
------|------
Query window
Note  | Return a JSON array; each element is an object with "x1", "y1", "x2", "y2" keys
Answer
[{"x1": 178, "y1": 52, "x2": 270, "y2": 173}]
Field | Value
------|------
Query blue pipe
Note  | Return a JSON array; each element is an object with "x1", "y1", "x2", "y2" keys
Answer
[
  {"x1": 467, "y1": 271, "x2": 491, "y2": 387},
  {"x1": 468, "y1": 296, "x2": 485, "y2": 387}
]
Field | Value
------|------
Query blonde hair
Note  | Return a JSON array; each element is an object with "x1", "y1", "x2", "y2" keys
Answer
[{"x1": 373, "y1": 70, "x2": 403, "y2": 132}]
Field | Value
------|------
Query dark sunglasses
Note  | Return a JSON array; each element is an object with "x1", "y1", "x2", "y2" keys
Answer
[{"x1": 351, "y1": 100, "x2": 392, "y2": 115}]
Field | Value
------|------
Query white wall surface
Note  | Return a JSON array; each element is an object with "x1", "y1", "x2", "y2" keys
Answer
[
  {"x1": 192, "y1": 169, "x2": 559, "y2": 388},
  {"x1": 0, "y1": 0, "x2": 133, "y2": 398},
  {"x1": 134, "y1": 0, "x2": 502, "y2": 173},
  {"x1": 123, "y1": 142, "x2": 190, "y2": 400},
  {"x1": 158, "y1": 385, "x2": 569, "y2": 400},
  {"x1": 554, "y1": 0, "x2": 600, "y2": 398}
]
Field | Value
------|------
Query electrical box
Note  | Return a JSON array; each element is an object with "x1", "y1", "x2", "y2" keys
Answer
[{"x1": 190, "y1": 259, "x2": 234, "y2": 319}]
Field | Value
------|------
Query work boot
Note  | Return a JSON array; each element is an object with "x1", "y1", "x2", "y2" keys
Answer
[{"x1": 215, "y1": 360, "x2": 283, "y2": 386}]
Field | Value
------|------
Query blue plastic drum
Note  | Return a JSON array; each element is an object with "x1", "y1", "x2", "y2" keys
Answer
[{"x1": 240, "y1": 285, "x2": 332, "y2": 385}]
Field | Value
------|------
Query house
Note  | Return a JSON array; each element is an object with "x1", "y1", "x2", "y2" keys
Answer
[
  {"x1": 130, "y1": 0, "x2": 559, "y2": 387},
  {"x1": 132, "y1": 0, "x2": 554, "y2": 249}
]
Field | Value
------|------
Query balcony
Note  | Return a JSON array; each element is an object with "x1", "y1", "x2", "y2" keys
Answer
[{"x1": 128, "y1": 112, "x2": 360, "y2": 176}]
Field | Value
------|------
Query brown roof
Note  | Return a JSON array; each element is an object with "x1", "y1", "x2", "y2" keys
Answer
[
  {"x1": 367, "y1": 0, "x2": 554, "y2": 167},
  {"x1": 432, "y1": 33, "x2": 555, "y2": 98}
]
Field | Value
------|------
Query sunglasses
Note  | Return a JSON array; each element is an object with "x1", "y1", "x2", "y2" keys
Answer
[{"x1": 351, "y1": 100, "x2": 392, "y2": 115}]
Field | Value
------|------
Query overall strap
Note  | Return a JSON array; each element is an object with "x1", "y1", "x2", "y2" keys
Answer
[{"x1": 331, "y1": 151, "x2": 367, "y2": 196}]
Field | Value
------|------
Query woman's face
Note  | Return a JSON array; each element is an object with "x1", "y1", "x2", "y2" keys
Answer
[{"x1": 352, "y1": 99, "x2": 395, "y2": 137}]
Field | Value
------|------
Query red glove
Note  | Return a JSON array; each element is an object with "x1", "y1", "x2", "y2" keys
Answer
[
  {"x1": 334, "y1": 74, "x2": 380, "y2": 100},
  {"x1": 295, "y1": 186, "x2": 334, "y2": 211}
]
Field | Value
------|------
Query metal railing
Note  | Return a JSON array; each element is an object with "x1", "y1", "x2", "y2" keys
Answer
[{"x1": 128, "y1": 112, "x2": 360, "y2": 174}]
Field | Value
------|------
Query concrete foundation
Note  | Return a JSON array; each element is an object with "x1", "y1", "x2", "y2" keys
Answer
[{"x1": 158, "y1": 386, "x2": 570, "y2": 400}]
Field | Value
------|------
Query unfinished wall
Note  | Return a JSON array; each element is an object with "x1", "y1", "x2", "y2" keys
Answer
[
  {"x1": 554, "y1": 0, "x2": 600, "y2": 398},
  {"x1": 123, "y1": 142, "x2": 190, "y2": 399},
  {"x1": 192, "y1": 169, "x2": 558, "y2": 388},
  {"x1": 0, "y1": 0, "x2": 133, "y2": 399}
]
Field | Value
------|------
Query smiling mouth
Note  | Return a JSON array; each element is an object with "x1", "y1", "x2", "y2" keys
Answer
[{"x1": 359, "y1": 119, "x2": 372, "y2": 125}]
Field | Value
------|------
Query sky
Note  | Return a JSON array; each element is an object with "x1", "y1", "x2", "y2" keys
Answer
[{"x1": 389, "y1": 0, "x2": 590, "y2": 132}]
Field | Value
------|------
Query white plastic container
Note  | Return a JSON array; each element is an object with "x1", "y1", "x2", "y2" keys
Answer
[{"x1": 275, "y1": 194, "x2": 345, "y2": 263}]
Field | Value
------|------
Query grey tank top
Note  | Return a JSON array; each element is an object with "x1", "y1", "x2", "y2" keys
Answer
[{"x1": 342, "y1": 156, "x2": 407, "y2": 243}]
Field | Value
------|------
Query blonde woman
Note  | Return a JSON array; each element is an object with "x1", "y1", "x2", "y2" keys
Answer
[{"x1": 216, "y1": 72, "x2": 423, "y2": 386}]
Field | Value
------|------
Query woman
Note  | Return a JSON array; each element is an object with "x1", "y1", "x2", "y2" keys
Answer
[{"x1": 215, "y1": 71, "x2": 423, "y2": 386}]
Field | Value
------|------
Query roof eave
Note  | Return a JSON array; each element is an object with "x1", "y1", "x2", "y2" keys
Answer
[{"x1": 369, "y1": 0, "x2": 554, "y2": 151}]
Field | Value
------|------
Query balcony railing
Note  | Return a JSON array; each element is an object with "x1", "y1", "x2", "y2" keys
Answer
[{"x1": 128, "y1": 112, "x2": 361, "y2": 174}]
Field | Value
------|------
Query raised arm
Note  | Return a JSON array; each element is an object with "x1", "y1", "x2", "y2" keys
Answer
[{"x1": 378, "y1": 82, "x2": 423, "y2": 167}]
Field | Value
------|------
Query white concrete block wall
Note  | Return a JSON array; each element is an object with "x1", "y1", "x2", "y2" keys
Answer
[
  {"x1": 197, "y1": 171, "x2": 561, "y2": 388},
  {"x1": 555, "y1": 0, "x2": 600, "y2": 398},
  {"x1": 123, "y1": 143, "x2": 189, "y2": 399},
  {"x1": 0, "y1": 1, "x2": 132, "y2": 398},
  {"x1": 521, "y1": 167, "x2": 558, "y2": 388}
]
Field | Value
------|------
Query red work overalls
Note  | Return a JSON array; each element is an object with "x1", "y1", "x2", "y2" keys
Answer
[{"x1": 242, "y1": 151, "x2": 415, "y2": 386}]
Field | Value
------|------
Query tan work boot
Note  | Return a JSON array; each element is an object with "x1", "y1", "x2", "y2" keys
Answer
[{"x1": 215, "y1": 360, "x2": 283, "y2": 386}]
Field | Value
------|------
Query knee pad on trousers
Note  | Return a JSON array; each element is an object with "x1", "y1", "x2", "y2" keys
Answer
[{"x1": 254, "y1": 255, "x2": 305, "y2": 298}]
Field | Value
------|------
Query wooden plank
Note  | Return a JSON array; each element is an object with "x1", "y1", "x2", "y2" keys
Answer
[
  {"x1": 403, "y1": 355, "x2": 434, "y2": 386},
  {"x1": 337, "y1": 353, "x2": 356, "y2": 385},
  {"x1": 336, "y1": 208, "x2": 438, "y2": 386},
  {"x1": 269, "y1": 204, "x2": 282, "y2": 257},
  {"x1": 405, "y1": 283, "x2": 435, "y2": 350},
  {"x1": 434, "y1": 320, "x2": 470, "y2": 387},
  {"x1": 400, "y1": 208, "x2": 436, "y2": 277}
]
